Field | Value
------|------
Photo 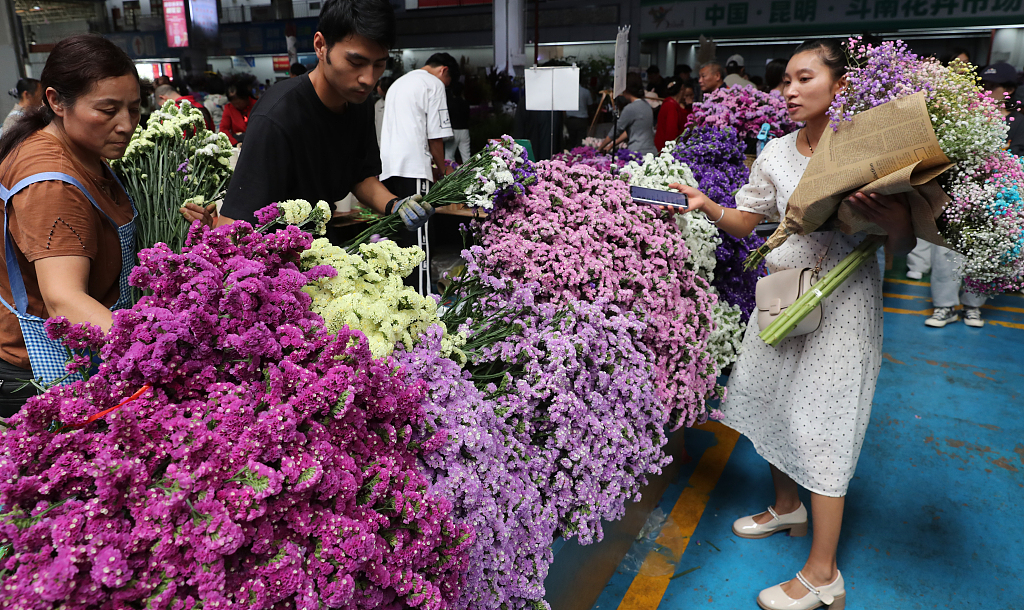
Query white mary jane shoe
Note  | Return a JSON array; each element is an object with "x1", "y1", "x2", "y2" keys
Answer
[
  {"x1": 757, "y1": 571, "x2": 845, "y2": 610},
  {"x1": 732, "y1": 503, "x2": 808, "y2": 539}
]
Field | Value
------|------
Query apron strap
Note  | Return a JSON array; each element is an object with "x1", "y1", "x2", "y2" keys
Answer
[{"x1": 1, "y1": 171, "x2": 111, "y2": 314}]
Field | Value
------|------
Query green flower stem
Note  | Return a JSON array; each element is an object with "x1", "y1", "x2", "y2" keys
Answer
[{"x1": 759, "y1": 237, "x2": 883, "y2": 346}]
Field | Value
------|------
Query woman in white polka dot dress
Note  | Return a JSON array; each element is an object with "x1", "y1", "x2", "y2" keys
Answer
[{"x1": 670, "y1": 40, "x2": 917, "y2": 610}]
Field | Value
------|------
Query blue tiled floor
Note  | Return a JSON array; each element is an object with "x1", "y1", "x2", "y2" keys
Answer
[{"x1": 593, "y1": 279, "x2": 1024, "y2": 609}]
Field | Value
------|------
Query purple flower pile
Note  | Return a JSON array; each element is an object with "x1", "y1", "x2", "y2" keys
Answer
[
  {"x1": 401, "y1": 255, "x2": 669, "y2": 608},
  {"x1": 551, "y1": 146, "x2": 613, "y2": 173},
  {"x1": 670, "y1": 125, "x2": 766, "y2": 318},
  {"x1": 473, "y1": 160, "x2": 721, "y2": 428},
  {"x1": 0, "y1": 222, "x2": 471, "y2": 610},
  {"x1": 687, "y1": 85, "x2": 797, "y2": 142},
  {"x1": 395, "y1": 325, "x2": 558, "y2": 610}
]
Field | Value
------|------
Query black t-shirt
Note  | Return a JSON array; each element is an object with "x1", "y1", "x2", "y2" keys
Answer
[
  {"x1": 1007, "y1": 110, "x2": 1024, "y2": 157},
  {"x1": 447, "y1": 95, "x2": 471, "y2": 130},
  {"x1": 220, "y1": 74, "x2": 382, "y2": 224}
]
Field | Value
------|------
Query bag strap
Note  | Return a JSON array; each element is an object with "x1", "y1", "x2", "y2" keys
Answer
[{"x1": 1, "y1": 171, "x2": 109, "y2": 314}]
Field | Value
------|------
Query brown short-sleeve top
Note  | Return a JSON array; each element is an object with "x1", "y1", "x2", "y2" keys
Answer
[{"x1": 0, "y1": 130, "x2": 134, "y2": 369}]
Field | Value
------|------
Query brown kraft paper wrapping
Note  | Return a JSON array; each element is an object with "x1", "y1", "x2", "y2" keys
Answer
[{"x1": 763, "y1": 92, "x2": 954, "y2": 254}]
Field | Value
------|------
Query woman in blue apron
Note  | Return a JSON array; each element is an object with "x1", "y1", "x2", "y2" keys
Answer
[{"x1": 0, "y1": 35, "x2": 140, "y2": 416}]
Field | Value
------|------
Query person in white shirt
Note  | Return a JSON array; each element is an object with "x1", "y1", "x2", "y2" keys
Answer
[
  {"x1": 380, "y1": 52, "x2": 457, "y2": 190},
  {"x1": 374, "y1": 75, "x2": 390, "y2": 146},
  {"x1": 379, "y1": 52, "x2": 459, "y2": 293}
]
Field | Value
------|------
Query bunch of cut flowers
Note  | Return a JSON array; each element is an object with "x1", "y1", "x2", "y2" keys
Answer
[
  {"x1": 670, "y1": 125, "x2": 765, "y2": 319},
  {"x1": 686, "y1": 84, "x2": 798, "y2": 142},
  {"x1": 622, "y1": 147, "x2": 745, "y2": 367},
  {"x1": 940, "y1": 151, "x2": 1024, "y2": 294},
  {"x1": 753, "y1": 37, "x2": 1014, "y2": 345},
  {"x1": 258, "y1": 199, "x2": 467, "y2": 362},
  {"x1": 418, "y1": 251, "x2": 669, "y2": 608},
  {"x1": 111, "y1": 99, "x2": 234, "y2": 255},
  {"x1": 347, "y1": 135, "x2": 536, "y2": 248},
  {"x1": 472, "y1": 159, "x2": 722, "y2": 427},
  {"x1": 0, "y1": 220, "x2": 472, "y2": 609}
]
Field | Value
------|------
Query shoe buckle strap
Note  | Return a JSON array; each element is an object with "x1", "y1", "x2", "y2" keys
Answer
[
  {"x1": 796, "y1": 572, "x2": 834, "y2": 605},
  {"x1": 766, "y1": 506, "x2": 780, "y2": 521}
]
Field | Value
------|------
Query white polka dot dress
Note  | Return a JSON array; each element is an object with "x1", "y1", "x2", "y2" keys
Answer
[{"x1": 720, "y1": 131, "x2": 883, "y2": 498}]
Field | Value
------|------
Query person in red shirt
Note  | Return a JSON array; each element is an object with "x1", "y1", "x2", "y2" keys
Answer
[
  {"x1": 654, "y1": 78, "x2": 691, "y2": 150},
  {"x1": 219, "y1": 84, "x2": 255, "y2": 145}
]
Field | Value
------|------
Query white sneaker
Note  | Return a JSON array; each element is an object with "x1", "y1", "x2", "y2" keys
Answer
[
  {"x1": 732, "y1": 503, "x2": 808, "y2": 539},
  {"x1": 906, "y1": 270, "x2": 924, "y2": 280},
  {"x1": 758, "y1": 571, "x2": 846, "y2": 610},
  {"x1": 925, "y1": 307, "x2": 959, "y2": 328},
  {"x1": 963, "y1": 307, "x2": 985, "y2": 327}
]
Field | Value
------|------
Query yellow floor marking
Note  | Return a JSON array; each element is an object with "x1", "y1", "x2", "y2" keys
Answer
[
  {"x1": 986, "y1": 319, "x2": 1024, "y2": 330},
  {"x1": 884, "y1": 307, "x2": 932, "y2": 316},
  {"x1": 982, "y1": 303, "x2": 1024, "y2": 314},
  {"x1": 617, "y1": 421, "x2": 741, "y2": 610},
  {"x1": 884, "y1": 278, "x2": 931, "y2": 287},
  {"x1": 884, "y1": 292, "x2": 929, "y2": 301}
]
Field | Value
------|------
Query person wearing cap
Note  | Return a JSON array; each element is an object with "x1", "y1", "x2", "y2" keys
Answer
[
  {"x1": 655, "y1": 77, "x2": 689, "y2": 150},
  {"x1": 980, "y1": 61, "x2": 1023, "y2": 155},
  {"x1": 645, "y1": 65, "x2": 667, "y2": 98},
  {"x1": 724, "y1": 54, "x2": 754, "y2": 88},
  {"x1": 698, "y1": 61, "x2": 726, "y2": 94}
]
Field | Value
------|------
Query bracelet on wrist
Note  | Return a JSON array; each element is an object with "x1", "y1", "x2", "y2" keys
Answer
[
  {"x1": 710, "y1": 206, "x2": 726, "y2": 225},
  {"x1": 384, "y1": 197, "x2": 400, "y2": 215}
]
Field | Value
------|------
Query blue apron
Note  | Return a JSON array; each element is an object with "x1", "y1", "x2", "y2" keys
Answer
[{"x1": 0, "y1": 169, "x2": 137, "y2": 385}]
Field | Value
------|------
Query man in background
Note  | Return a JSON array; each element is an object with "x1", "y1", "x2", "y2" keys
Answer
[
  {"x1": 379, "y1": 51, "x2": 459, "y2": 293},
  {"x1": 444, "y1": 81, "x2": 471, "y2": 164},
  {"x1": 155, "y1": 83, "x2": 215, "y2": 130},
  {"x1": 724, "y1": 54, "x2": 754, "y2": 88},
  {"x1": 698, "y1": 62, "x2": 725, "y2": 95}
]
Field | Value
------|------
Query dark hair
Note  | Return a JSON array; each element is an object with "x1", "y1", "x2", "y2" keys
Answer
[
  {"x1": 674, "y1": 64, "x2": 692, "y2": 76},
  {"x1": 425, "y1": 52, "x2": 460, "y2": 84},
  {"x1": 625, "y1": 72, "x2": 645, "y2": 98},
  {"x1": 647, "y1": 65, "x2": 660, "y2": 75},
  {"x1": 317, "y1": 0, "x2": 396, "y2": 50},
  {"x1": 940, "y1": 47, "x2": 971, "y2": 67},
  {"x1": 225, "y1": 73, "x2": 257, "y2": 100},
  {"x1": 793, "y1": 39, "x2": 848, "y2": 81},
  {"x1": 376, "y1": 75, "x2": 392, "y2": 95},
  {"x1": 290, "y1": 62, "x2": 307, "y2": 76},
  {"x1": 725, "y1": 62, "x2": 742, "y2": 75},
  {"x1": 8, "y1": 78, "x2": 41, "y2": 101},
  {"x1": 664, "y1": 78, "x2": 684, "y2": 98},
  {"x1": 0, "y1": 35, "x2": 137, "y2": 163},
  {"x1": 765, "y1": 58, "x2": 788, "y2": 90},
  {"x1": 206, "y1": 73, "x2": 226, "y2": 95}
]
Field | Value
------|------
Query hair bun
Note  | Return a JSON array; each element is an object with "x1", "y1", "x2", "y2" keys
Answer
[{"x1": 8, "y1": 88, "x2": 17, "y2": 99}]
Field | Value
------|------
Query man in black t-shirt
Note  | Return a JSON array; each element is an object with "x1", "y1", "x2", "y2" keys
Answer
[{"x1": 215, "y1": 0, "x2": 433, "y2": 229}]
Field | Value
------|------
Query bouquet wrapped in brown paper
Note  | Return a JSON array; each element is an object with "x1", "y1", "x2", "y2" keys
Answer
[{"x1": 743, "y1": 92, "x2": 953, "y2": 270}]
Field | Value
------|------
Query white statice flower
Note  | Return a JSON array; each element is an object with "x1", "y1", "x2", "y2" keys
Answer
[
  {"x1": 675, "y1": 212, "x2": 721, "y2": 283},
  {"x1": 279, "y1": 199, "x2": 313, "y2": 225},
  {"x1": 300, "y1": 239, "x2": 465, "y2": 360},
  {"x1": 623, "y1": 151, "x2": 698, "y2": 190},
  {"x1": 708, "y1": 298, "x2": 744, "y2": 368},
  {"x1": 493, "y1": 170, "x2": 514, "y2": 186}
]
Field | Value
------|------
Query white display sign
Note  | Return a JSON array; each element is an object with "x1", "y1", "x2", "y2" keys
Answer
[{"x1": 524, "y1": 66, "x2": 580, "y2": 112}]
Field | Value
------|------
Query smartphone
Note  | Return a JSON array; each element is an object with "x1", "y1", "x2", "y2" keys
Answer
[{"x1": 629, "y1": 186, "x2": 689, "y2": 209}]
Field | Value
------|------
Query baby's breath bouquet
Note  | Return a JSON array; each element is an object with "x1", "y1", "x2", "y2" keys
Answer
[
  {"x1": 111, "y1": 100, "x2": 234, "y2": 254},
  {"x1": 345, "y1": 135, "x2": 536, "y2": 250}
]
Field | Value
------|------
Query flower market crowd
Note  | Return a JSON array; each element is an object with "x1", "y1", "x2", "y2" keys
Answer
[{"x1": 0, "y1": 0, "x2": 1020, "y2": 609}]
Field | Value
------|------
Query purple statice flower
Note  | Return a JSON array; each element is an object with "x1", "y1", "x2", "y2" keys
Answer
[
  {"x1": 687, "y1": 85, "x2": 798, "y2": 141},
  {"x1": 396, "y1": 325, "x2": 558, "y2": 610},
  {"x1": 472, "y1": 160, "x2": 721, "y2": 428},
  {"x1": 0, "y1": 220, "x2": 471, "y2": 610}
]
